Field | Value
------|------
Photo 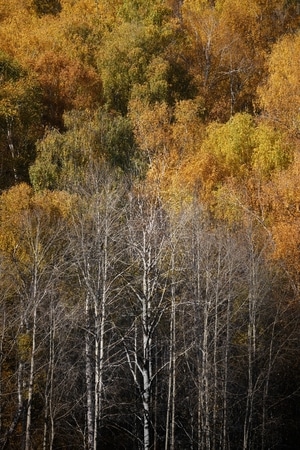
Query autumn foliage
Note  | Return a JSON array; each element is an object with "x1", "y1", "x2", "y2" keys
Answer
[{"x1": 1, "y1": 1, "x2": 300, "y2": 449}]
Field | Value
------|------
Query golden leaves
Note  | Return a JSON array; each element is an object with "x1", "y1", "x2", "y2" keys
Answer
[
  {"x1": 0, "y1": 183, "x2": 73, "y2": 260},
  {"x1": 258, "y1": 33, "x2": 300, "y2": 135}
]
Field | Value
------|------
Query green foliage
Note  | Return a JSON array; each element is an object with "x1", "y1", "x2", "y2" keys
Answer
[
  {"x1": 200, "y1": 113, "x2": 293, "y2": 183},
  {"x1": 30, "y1": 108, "x2": 138, "y2": 191},
  {"x1": 252, "y1": 125, "x2": 292, "y2": 177},
  {"x1": 99, "y1": 7, "x2": 192, "y2": 114},
  {"x1": 100, "y1": 22, "x2": 145, "y2": 114},
  {"x1": 29, "y1": 130, "x2": 64, "y2": 191},
  {"x1": 0, "y1": 51, "x2": 25, "y2": 82},
  {"x1": 203, "y1": 113, "x2": 255, "y2": 179},
  {"x1": 131, "y1": 56, "x2": 169, "y2": 103},
  {"x1": 97, "y1": 110, "x2": 138, "y2": 172},
  {"x1": 118, "y1": 0, "x2": 171, "y2": 25},
  {"x1": 30, "y1": 111, "x2": 98, "y2": 191}
]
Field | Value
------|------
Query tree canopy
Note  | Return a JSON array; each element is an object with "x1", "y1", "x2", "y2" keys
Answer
[{"x1": 1, "y1": 2, "x2": 300, "y2": 449}]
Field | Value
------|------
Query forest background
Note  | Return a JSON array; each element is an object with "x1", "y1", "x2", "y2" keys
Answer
[{"x1": 1, "y1": 1, "x2": 300, "y2": 449}]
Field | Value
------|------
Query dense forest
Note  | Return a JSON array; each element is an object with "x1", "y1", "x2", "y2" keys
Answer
[{"x1": 1, "y1": 1, "x2": 300, "y2": 449}]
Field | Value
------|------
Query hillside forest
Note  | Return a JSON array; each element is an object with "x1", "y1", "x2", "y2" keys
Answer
[{"x1": 1, "y1": 1, "x2": 300, "y2": 449}]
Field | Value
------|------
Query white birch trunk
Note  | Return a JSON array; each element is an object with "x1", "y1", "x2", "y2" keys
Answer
[
  {"x1": 25, "y1": 228, "x2": 40, "y2": 450},
  {"x1": 6, "y1": 118, "x2": 18, "y2": 183},
  {"x1": 202, "y1": 291, "x2": 211, "y2": 450},
  {"x1": 24, "y1": 304, "x2": 37, "y2": 450},
  {"x1": 170, "y1": 278, "x2": 176, "y2": 450},
  {"x1": 222, "y1": 289, "x2": 232, "y2": 450},
  {"x1": 125, "y1": 196, "x2": 169, "y2": 450},
  {"x1": 85, "y1": 292, "x2": 94, "y2": 450},
  {"x1": 243, "y1": 240, "x2": 259, "y2": 450},
  {"x1": 212, "y1": 250, "x2": 221, "y2": 450},
  {"x1": 142, "y1": 236, "x2": 151, "y2": 450},
  {"x1": 93, "y1": 302, "x2": 100, "y2": 450},
  {"x1": 43, "y1": 303, "x2": 55, "y2": 450},
  {"x1": 165, "y1": 261, "x2": 176, "y2": 450}
]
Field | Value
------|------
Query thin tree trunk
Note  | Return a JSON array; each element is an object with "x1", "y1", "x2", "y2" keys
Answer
[
  {"x1": 170, "y1": 288, "x2": 176, "y2": 450},
  {"x1": 93, "y1": 302, "x2": 100, "y2": 450},
  {"x1": 243, "y1": 247, "x2": 257, "y2": 450},
  {"x1": 94, "y1": 219, "x2": 108, "y2": 449},
  {"x1": 25, "y1": 229, "x2": 41, "y2": 450},
  {"x1": 0, "y1": 310, "x2": 5, "y2": 433},
  {"x1": 212, "y1": 250, "x2": 221, "y2": 450},
  {"x1": 202, "y1": 265, "x2": 211, "y2": 450},
  {"x1": 222, "y1": 290, "x2": 232, "y2": 450},
  {"x1": 85, "y1": 292, "x2": 94, "y2": 450},
  {"x1": 25, "y1": 304, "x2": 37, "y2": 450},
  {"x1": 165, "y1": 364, "x2": 172, "y2": 450},
  {"x1": 49, "y1": 309, "x2": 55, "y2": 450},
  {"x1": 6, "y1": 118, "x2": 18, "y2": 183},
  {"x1": 142, "y1": 293, "x2": 151, "y2": 450},
  {"x1": 261, "y1": 308, "x2": 278, "y2": 449},
  {"x1": 165, "y1": 253, "x2": 176, "y2": 450},
  {"x1": 195, "y1": 247, "x2": 203, "y2": 450},
  {"x1": 18, "y1": 310, "x2": 26, "y2": 450},
  {"x1": 142, "y1": 230, "x2": 152, "y2": 450},
  {"x1": 43, "y1": 303, "x2": 56, "y2": 450}
]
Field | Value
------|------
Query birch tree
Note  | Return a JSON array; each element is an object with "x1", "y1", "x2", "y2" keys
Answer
[
  {"x1": 121, "y1": 191, "x2": 172, "y2": 450},
  {"x1": 69, "y1": 167, "x2": 126, "y2": 450},
  {"x1": 0, "y1": 184, "x2": 72, "y2": 449}
]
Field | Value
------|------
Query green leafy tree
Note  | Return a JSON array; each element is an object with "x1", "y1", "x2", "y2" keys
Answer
[
  {"x1": 99, "y1": 3, "x2": 192, "y2": 114},
  {"x1": 252, "y1": 124, "x2": 292, "y2": 178},
  {"x1": 30, "y1": 108, "x2": 138, "y2": 191}
]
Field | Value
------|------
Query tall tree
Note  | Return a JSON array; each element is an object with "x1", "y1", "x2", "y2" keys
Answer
[
  {"x1": 68, "y1": 166, "x2": 126, "y2": 450},
  {"x1": 0, "y1": 184, "x2": 73, "y2": 449},
  {"x1": 121, "y1": 191, "x2": 171, "y2": 450}
]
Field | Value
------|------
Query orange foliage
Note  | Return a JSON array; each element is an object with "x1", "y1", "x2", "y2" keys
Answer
[{"x1": 32, "y1": 51, "x2": 102, "y2": 125}]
